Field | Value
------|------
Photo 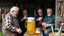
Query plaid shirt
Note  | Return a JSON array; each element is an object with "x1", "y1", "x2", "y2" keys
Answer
[{"x1": 4, "y1": 13, "x2": 16, "y2": 32}]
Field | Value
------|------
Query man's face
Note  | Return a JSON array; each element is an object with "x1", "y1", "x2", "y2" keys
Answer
[
  {"x1": 47, "y1": 9, "x2": 52, "y2": 14},
  {"x1": 38, "y1": 9, "x2": 42, "y2": 15},
  {"x1": 23, "y1": 10, "x2": 27, "y2": 15},
  {"x1": 14, "y1": 8, "x2": 19, "y2": 17}
]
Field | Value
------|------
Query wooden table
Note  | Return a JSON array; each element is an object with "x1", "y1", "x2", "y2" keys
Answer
[
  {"x1": 23, "y1": 28, "x2": 43, "y2": 36},
  {"x1": 49, "y1": 32, "x2": 64, "y2": 36}
]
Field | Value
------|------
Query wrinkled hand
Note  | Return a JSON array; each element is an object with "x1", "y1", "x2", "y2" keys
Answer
[
  {"x1": 16, "y1": 28, "x2": 22, "y2": 34},
  {"x1": 21, "y1": 16, "x2": 27, "y2": 21},
  {"x1": 42, "y1": 22, "x2": 46, "y2": 26},
  {"x1": 23, "y1": 16, "x2": 27, "y2": 20},
  {"x1": 45, "y1": 24, "x2": 51, "y2": 27},
  {"x1": 37, "y1": 17, "x2": 42, "y2": 21},
  {"x1": 42, "y1": 22, "x2": 51, "y2": 27},
  {"x1": 61, "y1": 23, "x2": 64, "y2": 26}
]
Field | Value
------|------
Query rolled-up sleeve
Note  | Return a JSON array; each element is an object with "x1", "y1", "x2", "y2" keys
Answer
[{"x1": 4, "y1": 16, "x2": 17, "y2": 32}]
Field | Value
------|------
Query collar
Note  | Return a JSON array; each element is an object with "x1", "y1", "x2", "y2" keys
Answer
[{"x1": 47, "y1": 14, "x2": 51, "y2": 16}]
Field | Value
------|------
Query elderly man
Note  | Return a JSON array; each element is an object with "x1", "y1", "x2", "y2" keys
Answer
[
  {"x1": 18, "y1": 9, "x2": 29, "y2": 36},
  {"x1": 35, "y1": 8, "x2": 44, "y2": 28},
  {"x1": 3, "y1": 6, "x2": 22, "y2": 36},
  {"x1": 42, "y1": 8, "x2": 55, "y2": 36}
]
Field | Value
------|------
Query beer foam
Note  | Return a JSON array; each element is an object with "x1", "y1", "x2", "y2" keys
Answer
[{"x1": 27, "y1": 17, "x2": 35, "y2": 22}]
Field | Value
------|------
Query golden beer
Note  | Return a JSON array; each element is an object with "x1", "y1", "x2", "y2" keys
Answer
[
  {"x1": 26, "y1": 17, "x2": 36, "y2": 34},
  {"x1": 35, "y1": 33, "x2": 40, "y2": 36},
  {"x1": 35, "y1": 28, "x2": 41, "y2": 36}
]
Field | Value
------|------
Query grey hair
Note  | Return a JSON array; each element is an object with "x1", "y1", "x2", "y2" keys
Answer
[{"x1": 9, "y1": 6, "x2": 19, "y2": 13}]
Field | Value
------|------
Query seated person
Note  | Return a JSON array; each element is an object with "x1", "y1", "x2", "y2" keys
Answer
[
  {"x1": 35, "y1": 8, "x2": 44, "y2": 28},
  {"x1": 18, "y1": 9, "x2": 29, "y2": 36},
  {"x1": 42, "y1": 8, "x2": 55, "y2": 36}
]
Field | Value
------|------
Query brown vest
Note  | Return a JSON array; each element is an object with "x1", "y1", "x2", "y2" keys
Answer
[
  {"x1": 7, "y1": 13, "x2": 20, "y2": 28},
  {"x1": 12, "y1": 17, "x2": 19, "y2": 28},
  {"x1": 2, "y1": 13, "x2": 20, "y2": 36}
]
